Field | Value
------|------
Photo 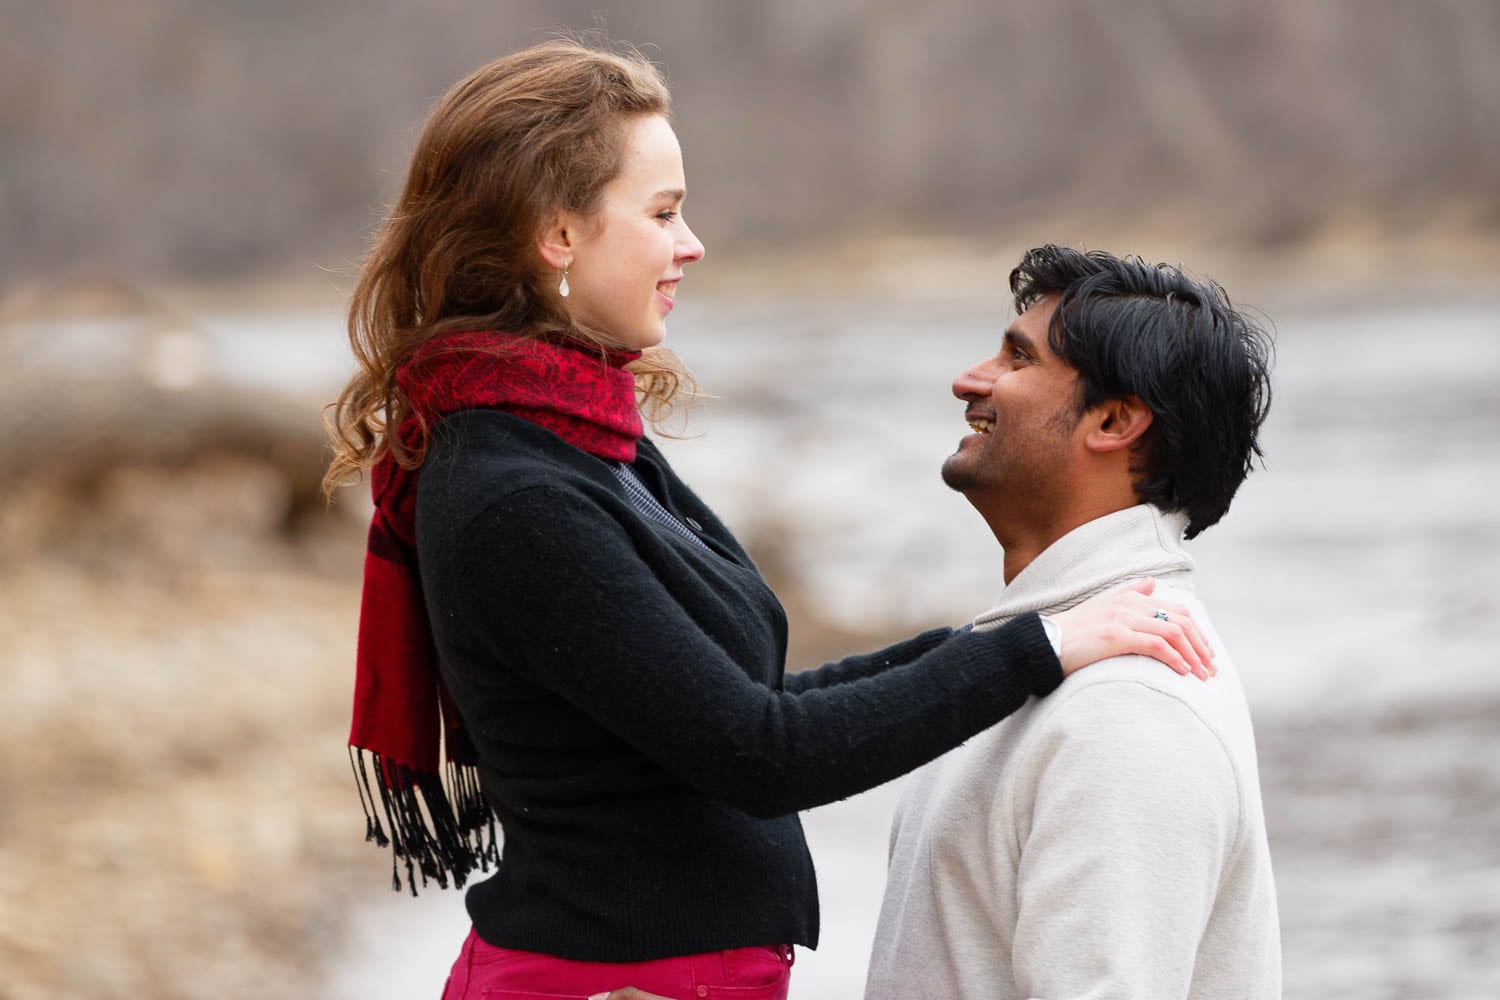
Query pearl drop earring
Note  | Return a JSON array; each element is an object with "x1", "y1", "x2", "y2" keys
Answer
[{"x1": 559, "y1": 265, "x2": 571, "y2": 298}]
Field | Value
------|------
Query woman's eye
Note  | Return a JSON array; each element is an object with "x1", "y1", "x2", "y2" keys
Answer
[{"x1": 656, "y1": 210, "x2": 678, "y2": 222}]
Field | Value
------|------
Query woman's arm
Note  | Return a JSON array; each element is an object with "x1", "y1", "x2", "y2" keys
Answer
[
  {"x1": 782, "y1": 627, "x2": 956, "y2": 695},
  {"x1": 452, "y1": 485, "x2": 1058, "y2": 818}
]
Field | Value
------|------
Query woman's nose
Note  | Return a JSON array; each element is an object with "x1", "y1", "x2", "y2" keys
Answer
[{"x1": 677, "y1": 219, "x2": 705, "y2": 264}]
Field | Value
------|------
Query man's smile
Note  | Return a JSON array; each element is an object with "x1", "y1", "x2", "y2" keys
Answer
[{"x1": 964, "y1": 407, "x2": 995, "y2": 435}]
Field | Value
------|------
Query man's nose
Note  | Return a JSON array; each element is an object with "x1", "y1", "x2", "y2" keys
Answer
[{"x1": 952, "y1": 360, "x2": 996, "y2": 401}]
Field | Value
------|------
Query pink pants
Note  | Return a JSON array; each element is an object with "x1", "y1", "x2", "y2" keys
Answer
[{"x1": 440, "y1": 928, "x2": 794, "y2": 1000}]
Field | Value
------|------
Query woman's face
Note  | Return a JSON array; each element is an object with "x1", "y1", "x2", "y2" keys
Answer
[{"x1": 562, "y1": 115, "x2": 705, "y2": 351}]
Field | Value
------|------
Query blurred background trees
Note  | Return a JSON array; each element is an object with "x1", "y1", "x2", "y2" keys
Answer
[{"x1": 3, "y1": 0, "x2": 1498, "y2": 285}]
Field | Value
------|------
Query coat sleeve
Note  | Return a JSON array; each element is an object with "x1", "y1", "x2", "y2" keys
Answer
[
  {"x1": 1010, "y1": 679, "x2": 1242, "y2": 999},
  {"x1": 451, "y1": 484, "x2": 1062, "y2": 818},
  {"x1": 783, "y1": 627, "x2": 958, "y2": 694}
]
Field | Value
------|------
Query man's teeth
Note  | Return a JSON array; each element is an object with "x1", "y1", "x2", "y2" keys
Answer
[{"x1": 968, "y1": 418, "x2": 994, "y2": 434}]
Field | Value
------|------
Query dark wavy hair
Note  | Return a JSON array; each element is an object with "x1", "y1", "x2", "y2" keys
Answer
[{"x1": 1010, "y1": 245, "x2": 1273, "y2": 539}]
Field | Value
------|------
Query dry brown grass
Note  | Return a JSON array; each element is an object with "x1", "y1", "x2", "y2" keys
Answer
[{"x1": 0, "y1": 458, "x2": 371, "y2": 1000}]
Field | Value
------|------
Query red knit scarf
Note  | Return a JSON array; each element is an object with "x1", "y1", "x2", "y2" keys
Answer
[{"x1": 349, "y1": 331, "x2": 642, "y2": 893}]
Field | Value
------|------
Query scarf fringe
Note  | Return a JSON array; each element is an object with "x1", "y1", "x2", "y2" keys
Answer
[{"x1": 348, "y1": 747, "x2": 500, "y2": 895}]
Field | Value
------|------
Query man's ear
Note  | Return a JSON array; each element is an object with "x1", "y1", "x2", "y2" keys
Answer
[
  {"x1": 536, "y1": 213, "x2": 577, "y2": 271},
  {"x1": 1083, "y1": 396, "x2": 1153, "y2": 454}
]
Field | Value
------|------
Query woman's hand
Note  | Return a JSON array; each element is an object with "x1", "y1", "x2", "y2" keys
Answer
[{"x1": 1050, "y1": 577, "x2": 1216, "y2": 680}]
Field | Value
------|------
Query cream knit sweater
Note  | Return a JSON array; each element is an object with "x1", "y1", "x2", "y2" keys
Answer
[{"x1": 864, "y1": 505, "x2": 1281, "y2": 1000}]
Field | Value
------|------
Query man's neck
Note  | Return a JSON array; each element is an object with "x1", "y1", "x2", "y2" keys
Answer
[
  {"x1": 999, "y1": 534, "x2": 1051, "y2": 585},
  {"x1": 985, "y1": 487, "x2": 1141, "y2": 584}
]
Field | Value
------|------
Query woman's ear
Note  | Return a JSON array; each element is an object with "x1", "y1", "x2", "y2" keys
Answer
[
  {"x1": 1083, "y1": 396, "x2": 1154, "y2": 454},
  {"x1": 536, "y1": 213, "x2": 576, "y2": 271}
]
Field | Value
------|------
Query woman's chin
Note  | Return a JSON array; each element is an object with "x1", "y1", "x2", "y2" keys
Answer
[{"x1": 625, "y1": 325, "x2": 668, "y2": 351}]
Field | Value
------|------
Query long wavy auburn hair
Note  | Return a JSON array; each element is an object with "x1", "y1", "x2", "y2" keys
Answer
[{"x1": 323, "y1": 39, "x2": 695, "y2": 498}]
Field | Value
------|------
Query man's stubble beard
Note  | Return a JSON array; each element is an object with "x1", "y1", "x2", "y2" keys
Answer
[
  {"x1": 939, "y1": 411, "x2": 1079, "y2": 507},
  {"x1": 940, "y1": 443, "x2": 988, "y2": 495}
]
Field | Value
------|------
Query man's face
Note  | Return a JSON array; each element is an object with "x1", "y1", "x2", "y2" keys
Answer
[{"x1": 940, "y1": 294, "x2": 1084, "y2": 505}]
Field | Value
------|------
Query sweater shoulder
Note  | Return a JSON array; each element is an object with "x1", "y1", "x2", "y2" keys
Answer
[
  {"x1": 1036, "y1": 665, "x2": 1231, "y2": 749},
  {"x1": 1029, "y1": 587, "x2": 1249, "y2": 764},
  {"x1": 418, "y1": 409, "x2": 618, "y2": 520},
  {"x1": 1031, "y1": 658, "x2": 1245, "y2": 769},
  {"x1": 1009, "y1": 660, "x2": 1251, "y2": 834}
]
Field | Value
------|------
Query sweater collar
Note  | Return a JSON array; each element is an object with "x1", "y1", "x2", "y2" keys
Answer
[{"x1": 971, "y1": 505, "x2": 1194, "y2": 627}]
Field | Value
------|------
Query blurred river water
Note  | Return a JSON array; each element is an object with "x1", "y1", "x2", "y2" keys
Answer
[{"x1": 142, "y1": 294, "x2": 1499, "y2": 999}]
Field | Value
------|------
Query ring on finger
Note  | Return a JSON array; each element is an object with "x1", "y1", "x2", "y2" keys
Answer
[{"x1": 1153, "y1": 609, "x2": 1170, "y2": 623}]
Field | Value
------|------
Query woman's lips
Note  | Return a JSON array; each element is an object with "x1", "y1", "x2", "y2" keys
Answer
[{"x1": 655, "y1": 279, "x2": 679, "y2": 313}]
